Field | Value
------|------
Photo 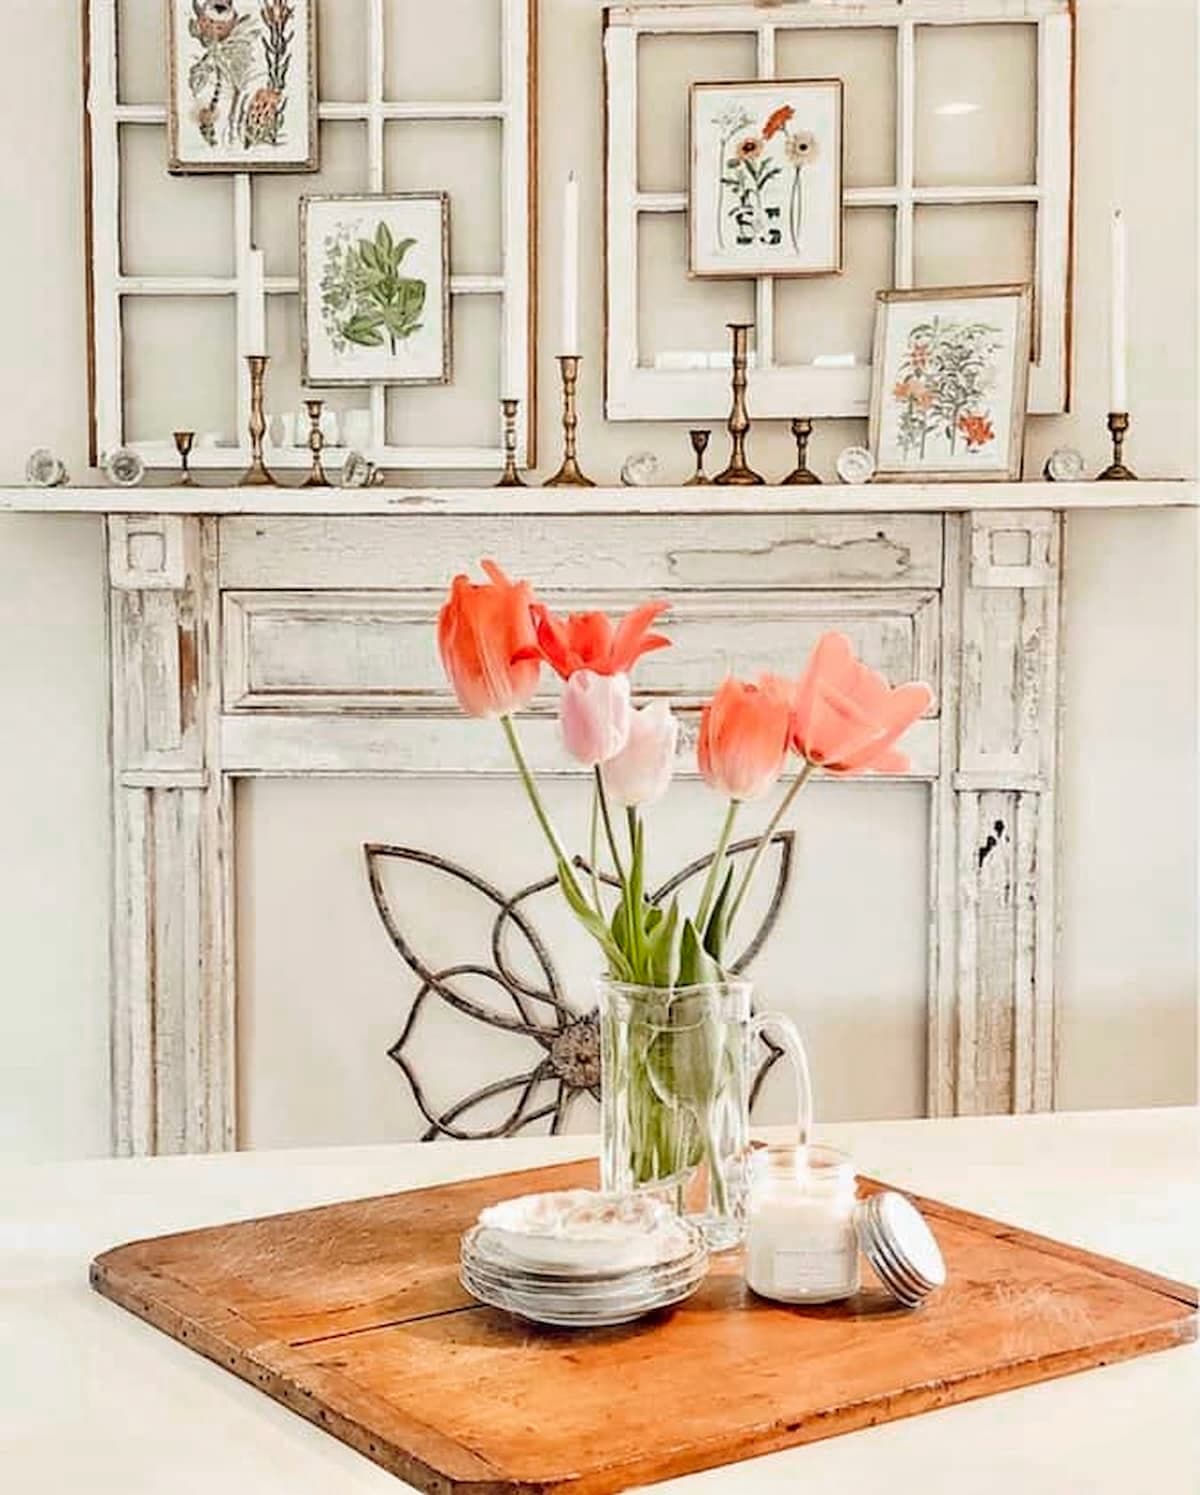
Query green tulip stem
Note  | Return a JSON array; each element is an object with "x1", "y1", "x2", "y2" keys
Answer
[
  {"x1": 696, "y1": 800, "x2": 740, "y2": 931},
  {"x1": 728, "y1": 759, "x2": 816, "y2": 933}
]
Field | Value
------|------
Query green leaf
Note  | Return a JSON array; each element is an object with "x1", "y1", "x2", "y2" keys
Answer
[
  {"x1": 375, "y1": 220, "x2": 393, "y2": 258},
  {"x1": 702, "y1": 865, "x2": 735, "y2": 965},
  {"x1": 678, "y1": 916, "x2": 722, "y2": 988},
  {"x1": 645, "y1": 896, "x2": 681, "y2": 989},
  {"x1": 558, "y1": 861, "x2": 635, "y2": 982}
]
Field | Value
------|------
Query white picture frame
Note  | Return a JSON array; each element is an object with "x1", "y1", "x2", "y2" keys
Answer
[
  {"x1": 689, "y1": 78, "x2": 843, "y2": 279},
  {"x1": 167, "y1": 0, "x2": 318, "y2": 174},
  {"x1": 300, "y1": 194, "x2": 451, "y2": 389},
  {"x1": 868, "y1": 283, "x2": 1032, "y2": 482}
]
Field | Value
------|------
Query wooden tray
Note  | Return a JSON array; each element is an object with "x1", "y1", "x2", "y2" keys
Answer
[{"x1": 91, "y1": 1159, "x2": 1196, "y2": 1495}]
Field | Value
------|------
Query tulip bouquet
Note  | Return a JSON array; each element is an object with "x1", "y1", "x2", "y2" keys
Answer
[{"x1": 438, "y1": 559, "x2": 931, "y2": 1224}]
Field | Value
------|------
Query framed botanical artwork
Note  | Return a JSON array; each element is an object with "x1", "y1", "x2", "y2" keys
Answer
[
  {"x1": 300, "y1": 194, "x2": 452, "y2": 387},
  {"x1": 688, "y1": 78, "x2": 843, "y2": 279},
  {"x1": 868, "y1": 284, "x2": 1033, "y2": 482},
  {"x1": 167, "y1": 0, "x2": 318, "y2": 173}
]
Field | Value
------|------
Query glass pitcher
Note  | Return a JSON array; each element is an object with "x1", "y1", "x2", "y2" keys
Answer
[{"x1": 597, "y1": 977, "x2": 813, "y2": 1250}]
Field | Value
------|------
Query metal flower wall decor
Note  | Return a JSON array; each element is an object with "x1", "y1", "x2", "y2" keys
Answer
[{"x1": 366, "y1": 834, "x2": 795, "y2": 1141}]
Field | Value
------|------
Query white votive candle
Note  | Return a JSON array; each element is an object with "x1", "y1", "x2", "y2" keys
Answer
[{"x1": 744, "y1": 1145, "x2": 860, "y2": 1304}]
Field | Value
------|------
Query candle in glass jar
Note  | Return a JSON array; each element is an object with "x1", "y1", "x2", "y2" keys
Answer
[
  {"x1": 561, "y1": 172, "x2": 579, "y2": 355},
  {"x1": 1109, "y1": 209, "x2": 1127, "y2": 412},
  {"x1": 744, "y1": 1145, "x2": 860, "y2": 1304}
]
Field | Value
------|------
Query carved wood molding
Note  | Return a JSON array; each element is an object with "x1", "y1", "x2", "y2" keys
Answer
[{"x1": 104, "y1": 508, "x2": 1062, "y2": 1153}]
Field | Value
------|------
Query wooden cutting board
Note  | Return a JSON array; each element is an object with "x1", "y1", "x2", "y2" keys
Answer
[{"x1": 91, "y1": 1158, "x2": 1196, "y2": 1495}]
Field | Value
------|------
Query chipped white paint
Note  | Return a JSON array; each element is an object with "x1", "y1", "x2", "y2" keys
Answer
[{"x1": 104, "y1": 497, "x2": 1064, "y2": 1152}]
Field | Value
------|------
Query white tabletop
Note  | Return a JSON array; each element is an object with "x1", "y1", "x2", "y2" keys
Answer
[{"x1": 2, "y1": 1110, "x2": 1197, "y2": 1494}]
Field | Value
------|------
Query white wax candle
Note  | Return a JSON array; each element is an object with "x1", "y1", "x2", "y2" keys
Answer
[
  {"x1": 561, "y1": 173, "x2": 579, "y2": 355},
  {"x1": 1110, "y1": 209, "x2": 1128, "y2": 412},
  {"x1": 244, "y1": 249, "x2": 267, "y2": 358}
]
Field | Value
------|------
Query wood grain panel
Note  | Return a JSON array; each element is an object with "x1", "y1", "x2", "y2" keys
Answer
[{"x1": 91, "y1": 1158, "x2": 1196, "y2": 1495}]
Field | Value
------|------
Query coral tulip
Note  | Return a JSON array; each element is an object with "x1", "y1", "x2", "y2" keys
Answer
[
  {"x1": 437, "y1": 559, "x2": 541, "y2": 718},
  {"x1": 790, "y1": 632, "x2": 931, "y2": 775},
  {"x1": 560, "y1": 670, "x2": 633, "y2": 766},
  {"x1": 602, "y1": 700, "x2": 678, "y2": 807},
  {"x1": 697, "y1": 675, "x2": 792, "y2": 801},
  {"x1": 515, "y1": 600, "x2": 670, "y2": 680}
]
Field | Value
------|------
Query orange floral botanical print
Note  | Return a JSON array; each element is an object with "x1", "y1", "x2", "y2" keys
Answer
[
  {"x1": 891, "y1": 314, "x2": 1003, "y2": 463},
  {"x1": 711, "y1": 94, "x2": 823, "y2": 256}
]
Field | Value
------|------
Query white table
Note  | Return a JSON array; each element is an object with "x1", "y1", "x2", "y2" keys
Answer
[{"x1": 2, "y1": 1111, "x2": 1197, "y2": 1494}]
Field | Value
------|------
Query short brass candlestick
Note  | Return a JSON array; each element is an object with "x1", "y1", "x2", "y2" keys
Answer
[
  {"x1": 239, "y1": 355, "x2": 275, "y2": 487},
  {"x1": 783, "y1": 417, "x2": 821, "y2": 485},
  {"x1": 544, "y1": 355, "x2": 595, "y2": 487},
  {"x1": 684, "y1": 429, "x2": 712, "y2": 486},
  {"x1": 495, "y1": 398, "x2": 526, "y2": 487},
  {"x1": 301, "y1": 398, "x2": 330, "y2": 487},
  {"x1": 714, "y1": 323, "x2": 764, "y2": 486},
  {"x1": 1097, "y1": 411, "x2": 1137, "y2": 480},
  {"x1": 173, "y1": 431, "x2": 195, "y2": 486}
]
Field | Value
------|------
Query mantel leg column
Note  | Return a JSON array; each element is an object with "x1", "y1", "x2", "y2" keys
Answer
[
  {"x1": 107, "y1": 516, "x2": 233, "y2": 1155},
  {"x1": 930, "y1": 511, "x2": 1061, "y2": 1116}
]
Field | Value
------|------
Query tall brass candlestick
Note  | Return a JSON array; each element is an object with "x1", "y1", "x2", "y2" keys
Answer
[
  {"x1": 495, "y1": 398, "x2": 526, "y2": 487},
  {"x1": 544, "y1": 355, "x2": 594, "y2": 487},
  {"x1": 1096, "y1": 411, "x2": 1137, "y2": 480},
  {"x1": 301, "y1": 398, "x2": 330, "y2": 487},
  {"x1": 714, "y1": 323, "x2": 764, "y2": 486},
  {"x1": 239, "y1": 355, "x2": 275, "y2": 487}
]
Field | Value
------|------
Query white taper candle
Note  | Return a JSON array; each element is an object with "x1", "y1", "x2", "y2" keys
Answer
[
  {"x1": 1109, "y1": 209, "x2": 1127, "y2": 412},
  {"x1": 562, "y1": 172, "x2": 579, "y2": 356},
  {"x1": 244, "y1": 249, "x2": 267, "y2": 358}
]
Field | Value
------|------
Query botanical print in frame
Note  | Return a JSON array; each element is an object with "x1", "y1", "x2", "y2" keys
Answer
[
  {"x1": 689, "y1": 79, "x2": 843, "y2": 279},
  {"x1": 868, "y1": 285, "x2": 1033, "y2": 483},
  {"x1": 301, "y1": 194, "x2": 452, "y2": 387},
  {"x1": 168, "y1": 1, "x2": 317, "y2": 173}
]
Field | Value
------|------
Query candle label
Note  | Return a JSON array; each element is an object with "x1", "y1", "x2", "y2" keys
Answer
[{"x1": 769, "y1": 1247, "x2": 857, "y2": 1297}]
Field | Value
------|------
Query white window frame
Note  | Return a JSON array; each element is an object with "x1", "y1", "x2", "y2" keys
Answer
[
  {"x1": 604, "y1": 0, "x2": 1073, "y2": 422},
  {"x1": 85, "y1": 0, "x2": 536, "y2": 472}
]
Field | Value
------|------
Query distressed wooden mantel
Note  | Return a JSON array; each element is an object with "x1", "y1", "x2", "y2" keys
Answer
[{"x1": 6, "y1": 482, "x2": 1194, "y2": 1153}]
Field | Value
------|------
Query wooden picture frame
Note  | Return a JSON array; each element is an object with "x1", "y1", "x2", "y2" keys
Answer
[
  {"x1": 688, "y1": 78, "x2": 844, "y2": 280},
  {"x1": 868, "y1": 284, "x2": 1033, "y2": 483},
  {"x1": 300, "y1": 194, "x2": 452, "y2": 388},
  {"x1": 167, "y1": 0, "x2": 319, "y2": 174}
]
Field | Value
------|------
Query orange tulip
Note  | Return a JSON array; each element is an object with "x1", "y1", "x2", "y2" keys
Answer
[
  {"x1": 697, "y1": 675, "x2": 793, "y2": 801},
  {"x1": 437, "y1": 559, "x2": 541, "y2": 717},
  {"x1": 790, "y1": 632, "x2": 931, "y2": 775},
  {"x1": 515, "y1": 600, "x2": 670, "y2": 681}
]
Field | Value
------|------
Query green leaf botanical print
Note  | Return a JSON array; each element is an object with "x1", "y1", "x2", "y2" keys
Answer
[
  {"x1": 185, "y1": 2, "x2": 293, "y2": 151},
  {"x1": 320, "y1": 221, "x2": 427, "y2": 357}
]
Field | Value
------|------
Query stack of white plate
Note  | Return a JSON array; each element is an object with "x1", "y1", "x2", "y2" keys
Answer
[{"x1": 459, "y1": 1189, "x2": 708, "y2": 1328}]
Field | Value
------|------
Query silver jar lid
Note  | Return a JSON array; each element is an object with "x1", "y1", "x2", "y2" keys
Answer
[{"x1": 855, "y1": 1191, "x2": 946, "y2": 1308}]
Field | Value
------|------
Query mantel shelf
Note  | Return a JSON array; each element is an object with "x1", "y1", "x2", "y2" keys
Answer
[{"x1": 0, "y1": 479, "x2": 1195, "y2": 518}]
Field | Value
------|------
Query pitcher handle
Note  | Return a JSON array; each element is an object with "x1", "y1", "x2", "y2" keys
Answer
[{"x1": 749, "y1": 1010, "x2": 813, "y2": 1147}]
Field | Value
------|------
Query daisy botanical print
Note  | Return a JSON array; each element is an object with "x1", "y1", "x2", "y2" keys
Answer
[
  {"x1": 168, "y1": 0, "x2": 317, "y2": 172},
  {"x1": 300, "y1": 195, "x2": 451, "y2": 387},
  {"x1": 690, "y1": 80, "x2": 843, "y2": 278},
  {"x1": 869, "y1": 285, "x2": 1033, "y2": 482}
]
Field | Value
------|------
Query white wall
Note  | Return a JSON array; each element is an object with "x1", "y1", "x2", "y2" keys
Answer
[{"x1": 0, "y1": 0, "x2": 1195, "y2": 1158}]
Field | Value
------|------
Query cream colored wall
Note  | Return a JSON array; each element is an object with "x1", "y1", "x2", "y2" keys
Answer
[{"x1": 0, "y1": 0, "x2": 1195, "y2": 1158}]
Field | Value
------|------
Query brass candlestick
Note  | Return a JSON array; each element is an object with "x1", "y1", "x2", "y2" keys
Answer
[
  {"x1": 173, "y1": 431, "x2": 195, "y2": 486},
  {"x1": 239, "y1": 355, "x2": 275, "y2": 487},
  {"x1": 1097, "y1": 411, "x2": 1137, "y2": 480},
  {"x1": 684, "y1": 429, "x2": 712, "y2": 486},
  {"x1": 783, "y1": 417, "x2": 821, "y2": 485},
  {"x1": 495, "y1": 398, "x2": 526, "y2": 487},
  {"x1": 301, "y1": 398, "x2": 330, "y2": 487},
  {"x1": 544, "y1": 355, "x2": 595, "y2": 487},
  {"x1": 714, "y1": 323, "x2": 764, "y2": 486}
]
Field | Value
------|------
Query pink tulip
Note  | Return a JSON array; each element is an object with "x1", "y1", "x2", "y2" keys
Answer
[
  {"x1": 560, "y1": 670, "x2": 632, "y2": 767},
  {"x1": 790, "y1": 632, "x2": 932, "y2": 775},
  {"x1": 602, "y1": 700, "x2": 678, "y2": 807}
]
